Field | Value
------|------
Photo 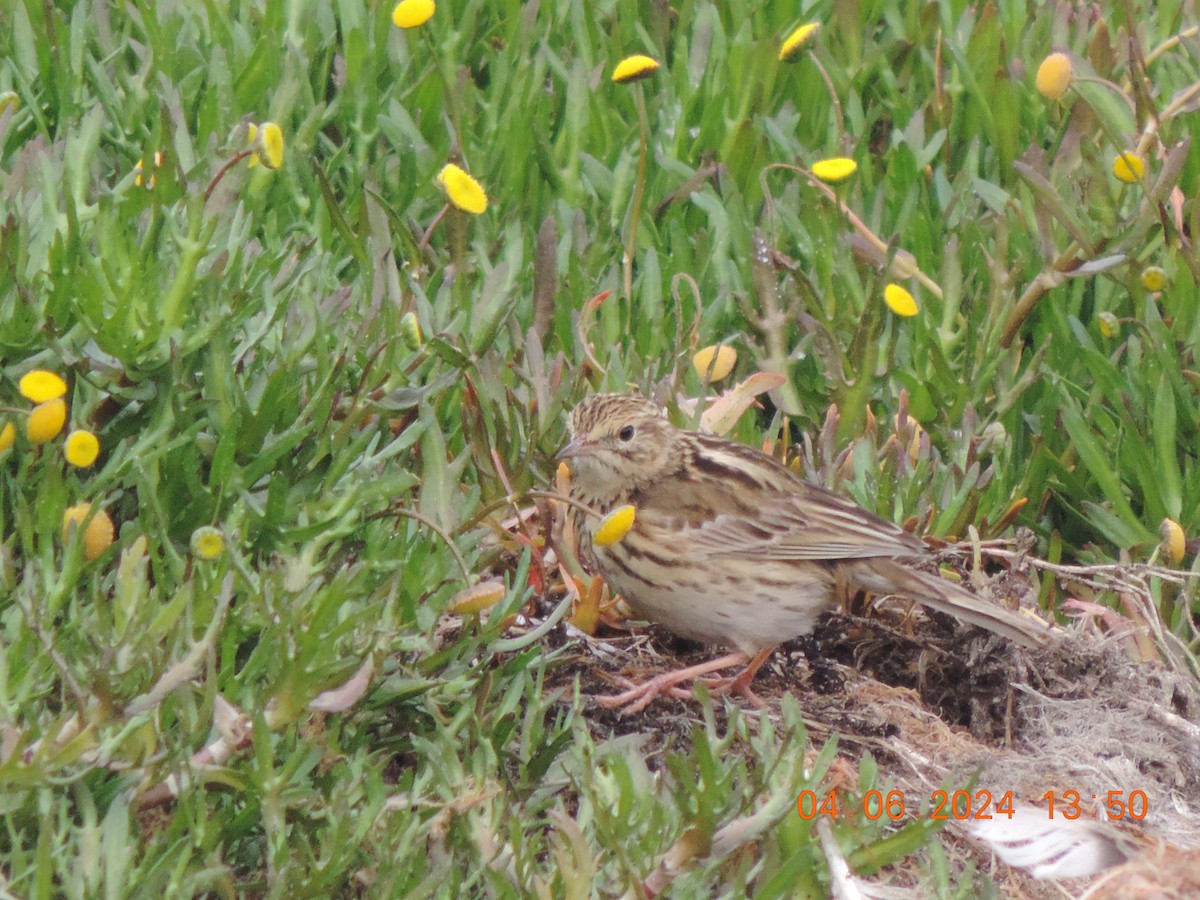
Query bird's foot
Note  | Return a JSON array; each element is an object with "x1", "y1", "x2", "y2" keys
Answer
[
  {"x1": 595, "y1": 647, "x2": 775, "y2": 713},
  {"x1": 695, "y1": 647, "x2": 775, "y2": 709}
]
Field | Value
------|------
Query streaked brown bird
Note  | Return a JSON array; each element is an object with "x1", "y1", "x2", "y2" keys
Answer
[{"x1": 558, "y1": 393, "x2": 1052, "y2": 711}]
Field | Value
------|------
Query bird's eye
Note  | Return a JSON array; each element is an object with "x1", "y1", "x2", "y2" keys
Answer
[{"x1": 618, "y1": 425, "x2": 635, "y2": 442}]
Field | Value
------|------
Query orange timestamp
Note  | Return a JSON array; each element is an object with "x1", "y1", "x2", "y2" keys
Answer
[{"x1": 796, "y1": 788, "x2": 1150, "y2": 821}]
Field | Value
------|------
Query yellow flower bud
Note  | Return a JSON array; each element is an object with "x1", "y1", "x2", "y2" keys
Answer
[
  {"x1": 0, "y1": 421, "x2": 14, "y2": 453},
  {"x1": 780, "y1": 23, "x2": 820, "y2": 62},
  {"x1": 1140, "y1": 266, "x2": 1167, "y2": 292},
  {"x1": 436, "y1": 163, "x2": 488, "y2": 214},
  {"x1": 392, "y1": 0, "x2": 434, "y2": 28},
  {"x1": 400, "y1": 312, "x2": 423, "y2": 350},
  {"x1": 883, "y1": 284, "x2": 919, "y2": 317},
  {"x1": 19, "y1": 370, "x2": 67, "y2": 403},
  {"x1": 64, "y1": 430, "x2": 100, "y2": 467},
  {"x1": 190, "y1": 526, "x2": 226, "y2": 560},
  {"x1": 1112, "y1": 152, "x2": 1145, "y2": 184},
  {"x1": 251, "y1": 122, "x2": 284, "y2": 170},
  {"x1": 62, "y1": 503, "x2": 115, "y2": 562},
  {"x1": 27, "y1": 398, "x2": 67, "y2": 444},
  {"x1": 594, "y1": 504, "x2": 636, "y2": 547},
  {"x1": 611, "y1": 55, "x2": 660, "y2": 84},
  {"x1": 811, "y1": 157, "x2": 857, "y2": 184},
  {"x1": 692, "y1": 344, "x2": 737, "y2": 382},
  {"x1": 1160, "y1": 517, "x2": 1186, "y2": 565},
  {"x1": 1097, "y1": 311, "x2": 1120, "y2": 339},
  {"x1": 1035, "y1": 52, "x2": 1072, "y2": 100}
]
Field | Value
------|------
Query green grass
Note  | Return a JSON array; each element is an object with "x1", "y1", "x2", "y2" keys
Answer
[{"x1": 2, "y1": 0, "x2": 1199, "y2": 895}]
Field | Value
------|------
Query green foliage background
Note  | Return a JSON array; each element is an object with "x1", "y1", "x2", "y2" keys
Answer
[{"x1": 1, "y1": 0, "x2": 1198, "y2": 895}]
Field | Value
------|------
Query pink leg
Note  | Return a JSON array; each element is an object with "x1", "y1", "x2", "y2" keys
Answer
[
  {"x1": 596, "y1": 652, "x2": 750, "y2": 713},
  {"x1": 595, "y1": 646, "x2": 777, "y2": 713}
]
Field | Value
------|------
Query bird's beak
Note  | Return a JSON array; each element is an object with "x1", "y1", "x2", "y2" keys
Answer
[{"x1": 556, "y1": 438, "x2": 594, "y2": 460}]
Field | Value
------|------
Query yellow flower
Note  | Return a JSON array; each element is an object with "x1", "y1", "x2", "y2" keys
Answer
[
  {"x1": 780, "y1": 23, "x2": 820, "y2": 62},
  {"x1": 448, "y1": 580, "x2": 506, "y2": 614},
  {"x1": 1160, "y1": 517, "x2": 1186, "y2": 565},
  {"x1": 611, "y1": 54, "x2": 660, "y2": 84},
  {"x1": 248, "y1": 122, "x2": 284, "y2": 170},
  {"x1": 692, "y1": 344, "x2": 737, "y2": 381},
  {"x1": 1140, "y1": 266, "x2": 1167, "y2": 292},
  {"x1": 134, "y1": 151, "x2": 164, "y2": 189},
  {"x1": 392, "y1": 0, "x2": 434, "y2": 28},
  {"x1": 1035, "y1": 52, "x2": 1073, "y2": 100},
  {"x1": 62, "y1": 502, "x2": 115, "y2": 562},
  {"x1": 811, "y1": 157, "x2": 857, "y2": 183},
  {"x1": 594, "y1": 504, "x2": 636, "y2": 547},
  {"x1": 1097, "y1": 311, "x2": 1120, "y2": 339},
  {"x1": 64, "y1": 430, "x2": 100, "y2": 467},
  {"x1": 436, "y1": 163, "x2": 488, "y2": 214},
  {"x1": 19, "y1": 370, "x2": 67, "y2": 403},
  {"x1": 190, "y1": 526, "x2": 226, "y2": 560},
  {"x1": 0, "y1": 421, "x2": 14, "y2": 453},
  {"x1": 400, "y1": 312, "x2": 423, "y2": 350},
  {"x1": 1112, "y1": 152, "x2": 1144, "y2": 183},
  {"x1": 883, "y1": 284, "x2": 919, "y2": 317},
  {"x1": 27, "y1": 398, "x2": 67, "y2": 444}
]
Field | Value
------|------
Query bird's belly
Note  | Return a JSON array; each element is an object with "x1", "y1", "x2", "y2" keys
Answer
[{"x1": 595, "y1": 543, "x2": 836, "y2": 654}]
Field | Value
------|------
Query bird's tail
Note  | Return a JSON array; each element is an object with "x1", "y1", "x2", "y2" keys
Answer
[{"x1": 845, "y1": 559, "x2": 1054, "y2": 649}]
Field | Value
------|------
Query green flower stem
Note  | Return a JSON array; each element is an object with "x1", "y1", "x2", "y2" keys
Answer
[
  {"x1": 623, "y1": 84, "x2": 650, "y2": 303},
  {"x1": 764, "y1": 162, "x2": 944, "y2": 299},
  {"x1": 718, "y1": 79, "x2": 752, "y2": 168},
  {"x1": 749, "y1": 230, "x2": 806, "y2": 417},
  {"x1": 420, "y1": 28, "x2": 461, "y2": 154},
  {"x1": 809, "y1": 56, "x2": 847, "y2": 144},
  {"x1": 161, "y1": 201, "x2": 214, "y2": 333},
  {"x1": 837, "y1": 283, "x2": 883, "y2": 442},
  {"x1": 414, "y1": 25, "x2": 469, "y2": 316}
]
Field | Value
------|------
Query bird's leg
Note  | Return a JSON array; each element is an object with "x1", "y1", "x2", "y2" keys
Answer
[
  {"x1": 833, "y1": 565, "x2": 851, "y2": 612},
  {"x1": 596, "y1": 646, "x2": 778, "y2": 713},
  {"x1": 595, "y1": 651, "x2": 750, "y2": 713}
]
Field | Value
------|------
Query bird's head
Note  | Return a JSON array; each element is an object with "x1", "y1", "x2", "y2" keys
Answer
[{"x1": 557, "y1": 394, "x2": 678, "y2": 500}]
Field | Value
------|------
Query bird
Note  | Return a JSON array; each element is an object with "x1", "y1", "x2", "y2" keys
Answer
[{"x1": 556, "y1": 393, "x2": 1053, "y2": 711}]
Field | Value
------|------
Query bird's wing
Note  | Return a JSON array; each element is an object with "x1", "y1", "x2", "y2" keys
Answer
[
  {"x1": 706, "y1": 483, "x2": 924, "y2": 561},
  {"x1": 637, "y1": 473, "x2": 927, "y2": 563}
]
